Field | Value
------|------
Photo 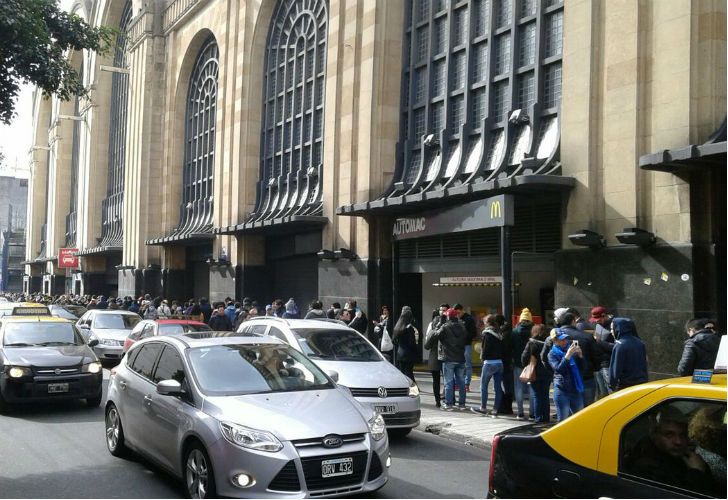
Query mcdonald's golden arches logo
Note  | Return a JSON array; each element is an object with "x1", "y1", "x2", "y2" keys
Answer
[{"x1": 489, "y1": 200, "x2": 502, "y2": 220}]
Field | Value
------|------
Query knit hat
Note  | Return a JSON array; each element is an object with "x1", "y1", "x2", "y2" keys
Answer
[
  {"x1": 519, "y1": 308, "x2": 533, "y2": 323},
  {"x1": 445, "y1": 308, "x2": 459, "y2": 319},
  {"x1": 554, "y1": 307, "x2": 568, "y2": 325},
  {"x1": 550, "y1": 328, "x2": 560, "y2": 339}
]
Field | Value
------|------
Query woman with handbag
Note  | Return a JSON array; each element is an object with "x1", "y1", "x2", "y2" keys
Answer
[{"x1": 521, "y1": 324, "x2": 551, "y2": 423}]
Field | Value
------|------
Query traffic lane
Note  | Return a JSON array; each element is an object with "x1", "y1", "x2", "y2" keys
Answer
[
  {"x1": 0, "y1": 370, "x2": 182, "y2": 499},
  {"x1": 361, "y1": 430, "x2": 489, "y2": 499}
]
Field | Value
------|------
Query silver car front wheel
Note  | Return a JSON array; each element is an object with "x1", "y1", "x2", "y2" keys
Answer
[
  {"x1": 185, "y1": 445, "x2": 216, "y2": 499},
  {"x1": 105, "y1": 404, "x2": 127, "y2": 457}
]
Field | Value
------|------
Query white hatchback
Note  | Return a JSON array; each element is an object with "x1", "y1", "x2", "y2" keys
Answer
[{"x1": 237, "y1": 318, "x2": 421, "y2": 437}]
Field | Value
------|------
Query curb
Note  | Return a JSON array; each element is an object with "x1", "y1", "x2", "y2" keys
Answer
[{"x1": 417, "y1": 421, "x2": 491, "y2": 450}]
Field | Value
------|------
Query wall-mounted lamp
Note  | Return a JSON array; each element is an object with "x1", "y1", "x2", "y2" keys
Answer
[
  {"x1": 334, "y1": 248, "x2": 358, "y2": 261},
  {"x1": 99, "y1": 64, "x2": 130, "y2": 75},
  {"x1": 567, "y1": 229, "x2": 606, "y2": 249},
  {"x1": 615, "y1": 227, "x2": 656, "y2": 247},
  {"x1": 316, "y1": 249, "x2": 337, "y2": 261}
]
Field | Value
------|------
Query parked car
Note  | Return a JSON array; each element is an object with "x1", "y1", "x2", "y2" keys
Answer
[
  {"x1": 123, "y1": 319, "x2": 212, "y2": 353},
  {"x1": 48, "y1": 304, "x2": 85, "y2": 320},
  {"x1": 105, "y1": 334, "x2": 390, "y2": 498},
  {"x1": 236, "y1": 317, "x2": 420, "y2": 437},
  {"x1": 487, "y1": 374, "x2": 727, "y2": 498},
  {"x1": 0, "y1": 315, "x2": 103, "y2": 411},
  {"x1": 76, "y1": 310, "x2": 141, "y2": 362}
]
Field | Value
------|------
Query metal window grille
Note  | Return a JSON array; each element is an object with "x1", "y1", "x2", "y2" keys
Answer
[
  {"x1": 100, "y1": 0, "x2": 132, "y2": 246},
  {"x1": 176, "y1": 36, "x2": 218, "y2": 234},
  {"x1": 251, "y1": 0, "x2": 328, "y2": 223},
  {"x1": 65, "y1": 63, "x2": 84, "y2": 247},
  {"x1": 396, "y1": 0, "x2": 563, "y2": 188},
  {"x1": 435, "y1": 0, "x2": 450, "y2": 14}
]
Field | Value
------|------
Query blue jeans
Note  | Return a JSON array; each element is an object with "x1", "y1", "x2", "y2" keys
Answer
[
  {"x1": 553, "y1": 386, "x2": 584, "y2": 422},
  {"x1": 443, "y1": 362, "x2": 466, "y2": 407},
  {"x1": 480, "y1": 361, "x2": 503, "y2": 411},
  {"x1": 463, "y1": 344, "x2": 473, "y2": 386},
  {"x1": 581, "y1": 377, "x2": 596, "y2": 406},
  {"x1": 513, "y1": 366, "x2": 533, "y2": 417},
  {"x1": 594, "y1": 367, "x2": 611, "y2": 400},
  {"x1": 529, "y1": 378, "x2": 550, "y2": 423}
]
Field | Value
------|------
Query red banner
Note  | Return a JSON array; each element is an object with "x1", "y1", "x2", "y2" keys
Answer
[{"x1": 58, "y1": 248, "x2": 79, "y2": 269}]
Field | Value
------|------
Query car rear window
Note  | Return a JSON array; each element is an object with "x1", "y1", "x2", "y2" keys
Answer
[
  {"x1": 292, "y1": 328, "x2": 381, "y2": 361},
  {"x1": 159, "y1": 323, "x2": 212, "y2": 335},
  {"x1": 3, "y1": 322, "x2": 84, "y2": 346},
  {"x1": 94, "y1": 314, "x2": 141, "y2": 330},
  {"x1": 187, "y1": 344, "x2": 333, "y2": 395}
]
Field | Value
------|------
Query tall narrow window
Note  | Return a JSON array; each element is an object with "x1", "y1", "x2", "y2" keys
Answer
[
  {"x1": 65, "y1": 63, "x2": 83, "y2": 247},
  {"x1": 250, "y1": 0, "x2": 328, "y2": 223},
  {"x1": 100, "y1": 0, "x2": 132, "y2": 247},
  {"x1": 176, "y1": 36, "x2": 218, "y2": 234}
]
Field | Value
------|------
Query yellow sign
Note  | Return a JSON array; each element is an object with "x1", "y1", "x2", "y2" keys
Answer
[{"x1": 490, "y1": 200, "x2": 502, "y2": 219}]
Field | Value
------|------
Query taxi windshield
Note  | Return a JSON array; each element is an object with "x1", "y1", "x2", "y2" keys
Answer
[
  {"x1": 292, "y1": 328, "x2": 381, "y2": 361},
  {"x1": 94, "y1": 314, "x2": 141, "y2": 330},
  {"x1": 3, "y1": 322, "x2": 84, "y2": 347}
]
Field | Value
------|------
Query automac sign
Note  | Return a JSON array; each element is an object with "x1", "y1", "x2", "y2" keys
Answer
[{"x1": 392, "y1": 194, "x2": 513, "y2": 241}]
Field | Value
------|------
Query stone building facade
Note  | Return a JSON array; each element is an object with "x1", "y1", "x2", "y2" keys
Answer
[{"x1": 25, "y1": 0, "x2": 725, "y2": 376}]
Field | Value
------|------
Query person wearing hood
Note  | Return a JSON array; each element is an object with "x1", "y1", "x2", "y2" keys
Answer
[
  {"x1": 96, "y1": 296, "x2": 109, "y2": 310},
  {"x1": 609, "y1": 317, "x2": 648, "y2": 391},
  {"x1": 548, "y1": 330, "x2": 585, "y2": 422},
  {"x1": 224, "y1": 301, "x2": 238, "y2": 324},
  {"x1": 282, "y1": 298, "x2": 300, "y2": 319},
  {"x1": 677, "y1": 319, "x2": 722, "y2": 376},
  {"x1": 472, "y1": 314, "x2": 504, "y2": 416},
  {"x1": 304, "y1": 300, "x2": 327, "y2": 320}
]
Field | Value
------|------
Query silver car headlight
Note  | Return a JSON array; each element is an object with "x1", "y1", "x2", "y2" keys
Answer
[
  {"x1": 368, "y1": 413, "x2": 386, "y2": 441},
  {"x1": 220, "y1": 421, "x2": 283, "y2": 452},
  {"x1": 82, "y1": 361, "x2": 102, "y2": 374},
  {"x1": 100, "y1": 338, "x2": 117, "y2": 346},
  {"x1": 8, "y1": 366, "x2": 32, "y2": 378},
  {"x1": 408, "y1": 380, "x2": 420, "y2": 397}
]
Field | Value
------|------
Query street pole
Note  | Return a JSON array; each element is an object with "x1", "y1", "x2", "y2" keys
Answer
[
  {"x1": 391, "y1": 239, "x2": 400, "y2": 366},
  {"x1": 501, "y1": 225, "x2": 512, "y2": 323}
]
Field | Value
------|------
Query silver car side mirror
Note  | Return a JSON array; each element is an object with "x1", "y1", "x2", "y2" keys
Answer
[
  {"x1": 326, "y1": 370, "x2": 339, "y2": 383},
  {"x1": 88, "y1": 338, "x2": 99, "y2": 347},
  {"x1": 157, "y1": 379, "x2": 184, "y2": 396}
]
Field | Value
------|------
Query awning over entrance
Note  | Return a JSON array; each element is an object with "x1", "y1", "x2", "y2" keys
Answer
[
  {"x1": 639, "y1": 118, "x2": 726, "y2": 174},
  {"x1": 76, "y1": 245, "x2": 122, "y2": 256},
  {"x1": 145, "y1": 233, "x2": 214, "y2": 246},
  {"x1": 215, "y1": 215, "x2": 328, "y2": 236},
  {"x1": 337, "y1": 174, "x2": 574, "y2": 216}
]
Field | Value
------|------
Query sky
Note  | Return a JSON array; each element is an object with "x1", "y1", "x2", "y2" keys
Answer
[{"x1": 0, "y1": 0, "x2": 74, "y2": 178}]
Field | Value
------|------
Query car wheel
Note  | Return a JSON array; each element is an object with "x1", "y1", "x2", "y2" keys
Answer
[
  {"x1": 86, "y1": 392, "x2": 103, "y2": 407},
  {"x1": 388, "y1": 427, "x2": 412, "y2": 438},
  {"x1": 185, "y1": 443, "x2": 217, "y2": 499},
  {"x1": 105, "y1": 404, "x2": 127, "y2": 457}
]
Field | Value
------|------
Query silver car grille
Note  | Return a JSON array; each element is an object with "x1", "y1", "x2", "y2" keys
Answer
[
  {"x1": 35, "y1": 367, "x2": 81, "y2": 376},
  {"x1": 349, "y1": 387, "x2": 409, "y2": 398},
  {"x1": 291, "y1": 433, "x2": 366, "y2": 449}
]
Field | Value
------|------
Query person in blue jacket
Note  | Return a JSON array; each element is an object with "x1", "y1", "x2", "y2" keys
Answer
[
  {"x1": 609, "y1": 317, "x2": 648, "y2": 391},
  {"x1": 548, "y1": 330, "x2": 585, "y2": 422}
]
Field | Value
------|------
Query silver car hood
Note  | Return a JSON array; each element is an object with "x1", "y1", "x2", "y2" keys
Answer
[
  {"x1": 313, "y1": 359, "x2": 410, "y2": 389},
  {"x1": 92, "y1": 329, "x2": 130, "y2": 340},
  {"x1": 203, "y1": 387, "x2": 372, "y2": 441}
]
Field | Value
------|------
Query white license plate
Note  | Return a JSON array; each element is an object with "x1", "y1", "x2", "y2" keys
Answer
[
  {"x1": 374, "y1": 404, "x2": 397, "y2": 415},
  {"x1": 321, "y1": 457, "x2": 353, "y2": 478},
  {"x1": 48, "y1": 383, "x2": 69, "y2": 394}
]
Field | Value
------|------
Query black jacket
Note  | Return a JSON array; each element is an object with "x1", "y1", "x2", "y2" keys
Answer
[
  {"x1": 511, "y1": 322, "x2": 532, "y2": 368},
  {"x1": 521, "y1": 338, "x2": 549, "y2": 382},
  {"x1": 594, "y1": 339, "x2": 614, "y2": 369},
  {"x1": 432, "y1": 319, "x2": 467, "y2": 362},
  {"x1": 349, "y1": 314, "x2": 369, "y2": 336},
  {"x1": 461, "y1": 313, "x2": 478, "y2": 343},
  {"x1": 393, "y1": 324, "x2": 418, "y2": 362},
  {"x1": 208, "y1": 314, "x2": 232, "y2": 331},
  {"x1": 480, "y1": 328, "x2": 504, "y2": 362},
  {"x1": 424, "y1": 317, "x2": 444, "y2": 370},
  {"x1": 562, "y1": 325, "x2": 598, "y2": 380},
  {"x1": 677, "y1": 330, "x2": 722, "y2": 376}
]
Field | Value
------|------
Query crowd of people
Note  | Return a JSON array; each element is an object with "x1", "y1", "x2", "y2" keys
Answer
[{"x1": 422, "y1": 304, "x2": 724, "y2": 424}]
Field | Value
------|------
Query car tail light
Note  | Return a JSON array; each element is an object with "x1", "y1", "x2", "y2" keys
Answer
[{"x1": 488, "y1": 435, "x2": 501, "y2": 492}]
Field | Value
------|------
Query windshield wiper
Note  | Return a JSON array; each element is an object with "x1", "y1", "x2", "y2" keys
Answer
[
  {"x1": 4, "y1": 342, "x2": 34, "y2": 347},
  {"x1": 38, "y1": 341, "x2": 77, "y2": 346}
]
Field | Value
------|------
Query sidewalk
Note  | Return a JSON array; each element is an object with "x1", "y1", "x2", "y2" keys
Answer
[{"x1": 413, "y1": 371, "x2": 532, "y2": 450}]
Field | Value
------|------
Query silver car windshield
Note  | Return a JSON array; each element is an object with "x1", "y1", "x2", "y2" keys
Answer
[
  {"x1": 94, "y1": 314, "x2": 141, "y2": 330},
  {"x1": 3, "y1": 323, "x2": 85, "y2": 347},
  {"x1": 187, "y1": 343, "x2": 334, "y2": 396},
  {"x1": 292, "y1": 328, "x2": 381, "y2": 362}
]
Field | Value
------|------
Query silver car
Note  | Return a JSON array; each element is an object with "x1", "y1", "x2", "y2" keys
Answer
[
  {"x1": 76, "y1": 310, "x2": 141, "y2": 361},
  {"x1": 237, "y1": 318, "x2": 421, "y2": 437},
  {"x1": 105, "y1": 334, "x2": 390, "y2": 498}
]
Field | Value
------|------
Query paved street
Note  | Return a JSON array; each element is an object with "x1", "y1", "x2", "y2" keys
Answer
[{"x1": 0, "y1": 370, "x2": 489, "y2": 499}]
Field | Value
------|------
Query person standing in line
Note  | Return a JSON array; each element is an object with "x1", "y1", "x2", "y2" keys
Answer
[
  {"x1": 424, "y1": 307, "x2": 447, "y2": 408},
  {"x1": 677, "y1": 319, "x2": 722, "y2": 376},
  {"x1": 590, "y1": 306, "x2": 613, "y2": 341},
  {"x1": 548, "y1": 330, "x2": 585, "y2": 422},
  {"x1": 199, "y1": 297, "x2": 212, "y2": 323},
  {"x1": 472, "y1": 314, "x2": 504, "y2": 417},
  {"x1": 304, "y1": 300, "x2": 327, "y2": 319},
  {"x1": 511, "y1": 308, "x2": 534, "y2": 419},
  {"x1": 282, "y1": 298, "x2": 300, "y2": 319},
  {"x1": 453, "y1": 304, "x2": 477, "y2": 392},
  {"x1": 593, "y1": 324, "x2": 614, "y2": 400},
  {"x1": 609, "y1": 317, "x2": 648, "y2": 391},
  {"x1": 560, "y1": 311, "x2": 599, "y2": 406},
  {"x1": 430, "y1": 308, "x2": 467, "y2": 410},
  {"x1": 392, "y1": 306, "x2": 418, "y2": 381},
  {"x1": 496, "y1": 314, "x2": 514, "y2": 415},
  {"x1": 521, "y1": 323, "x2": 551, "y2": 423},
  {"x1": 209, "y1": 303, "x2": 233, "y2": 331},
  {"x1": 371, "y1": 305, "x2": 392, "y2": 355}
]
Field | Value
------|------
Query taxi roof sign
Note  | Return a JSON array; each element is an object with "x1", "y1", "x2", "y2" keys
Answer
[{"x1": 11, "y1": 306, "x2": 51, "y2": 316}]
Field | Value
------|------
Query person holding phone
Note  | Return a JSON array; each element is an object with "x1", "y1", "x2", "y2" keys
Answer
[{"x1": 547, "y1": 330, "x2": 585, "y2": 422}]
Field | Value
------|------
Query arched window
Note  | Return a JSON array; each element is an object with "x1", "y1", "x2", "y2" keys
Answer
[
  {"x1": 100, "y1": 0, "x2": 132, "y2": 246},
  {"x1": 249, "y1": 0, "x2": 328, "y2": 223},
  {"x1": 176, "y1": 36, "x2": 218, "y2": 234},
  {"x1": 392, "y1": 0, "x2": 563, "y2": 196}
]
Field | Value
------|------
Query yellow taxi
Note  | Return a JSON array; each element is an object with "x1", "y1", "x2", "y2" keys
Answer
[
  {"x1": 0, "y1": 302, "x2": 51, "y2": 318},
  {"x1": 488, "y1": 372, "x2": 726, "y2": 498},
  {"x1": 0, "y1": 313, "x2": 103, "y2": 411}
]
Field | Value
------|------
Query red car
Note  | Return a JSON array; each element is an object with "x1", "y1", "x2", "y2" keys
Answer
[{"x1": 123, "y1": 319, "x2": 211, "y2": 353}]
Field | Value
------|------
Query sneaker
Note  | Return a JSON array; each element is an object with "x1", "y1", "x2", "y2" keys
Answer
[
  {"x1": 528, "y1": 415, "x2": 535, "y2": 421},
  {"x1": 457, "y1": 405, "x2": 467, "y2": 411},
  {"x1": 470, "y1": 407, "x2": 488, "y2": 415},
  {"x1": 441, "y1": 404, "x2": 454, "y2": 411},
  {"x1": 515, "y1": 414, "x2": 525, "y2": 420},
  {"x1": 488, "y1": 410, "x2": 499, "y2": 418}
]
